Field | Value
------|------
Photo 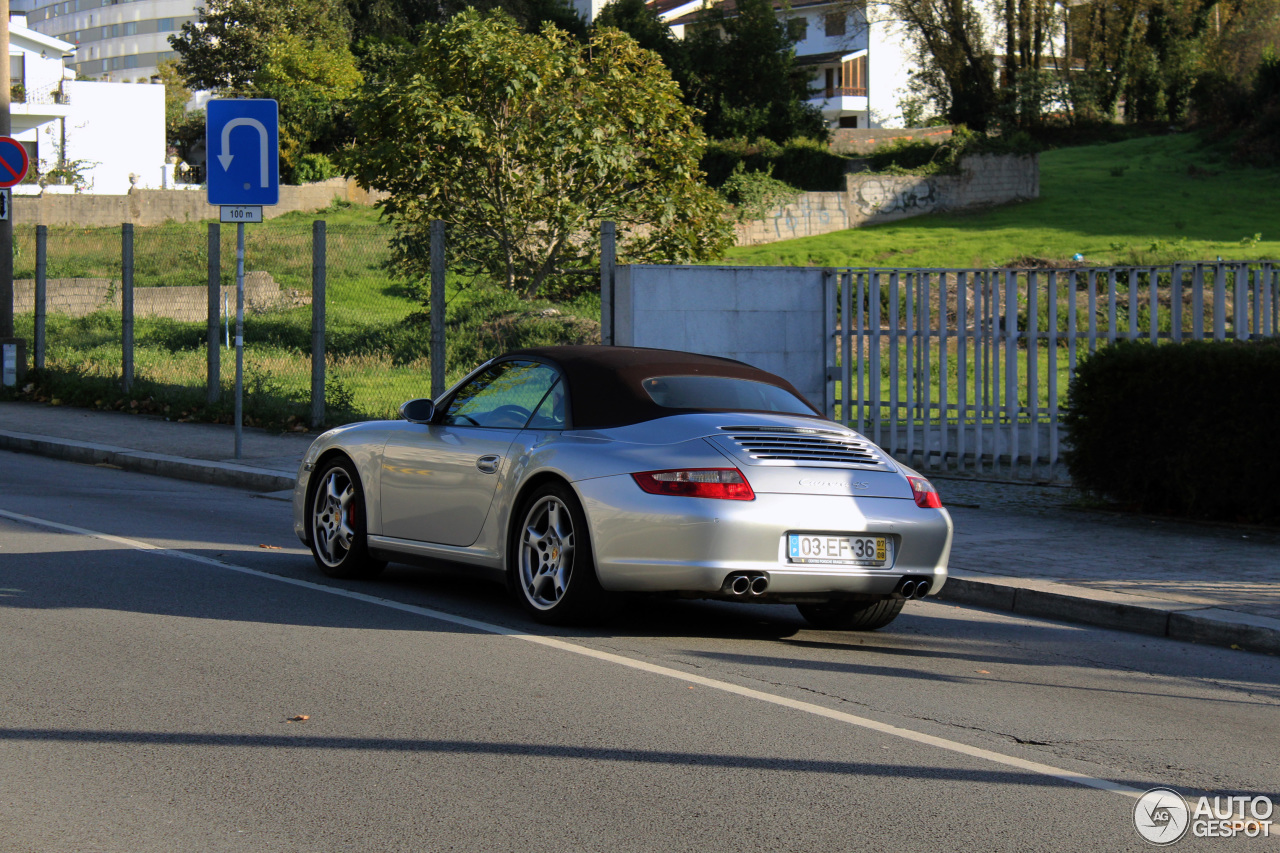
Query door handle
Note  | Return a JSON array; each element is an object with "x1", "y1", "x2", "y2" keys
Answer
[{"x1": 476, "y1": 455, "x2": 501, "y2": 474}]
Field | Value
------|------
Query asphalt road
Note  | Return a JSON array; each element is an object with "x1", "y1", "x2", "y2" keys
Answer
[{"x1": 1, "y1": 451, "x2": 1277, "y2": 852}]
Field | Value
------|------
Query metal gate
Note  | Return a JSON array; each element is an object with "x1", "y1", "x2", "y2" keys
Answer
[{"x1": 832, "y1": 262, "x2": 1280, "y2": 479}]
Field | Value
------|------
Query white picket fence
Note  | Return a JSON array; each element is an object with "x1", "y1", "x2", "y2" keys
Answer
[{"x1": 832, "y1": 262, "x2": 1280, "y2": 479}]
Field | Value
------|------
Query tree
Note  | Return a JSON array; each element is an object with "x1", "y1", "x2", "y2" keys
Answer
[
  {"x1": 170, "y1": 0, "x2": 361, "y2": 181},
  {"x1": 683, "y1": 0, "x2": 827, "y2": 141},
  {"x1": 886, "y1": 0, "x2": 1000, "y2": 129},
  {"x1": 594, "y1": 0, "x2": 690, "y2": 84},
  {"x1": 344, "y1": 10, "x2": 733, "y2": 298},
  {"x1": 594, "y1": 0, "x2": 825, "y2": 142},
  {"x1": 155, "y1": 60, "x2": 203, "y2": 164},
  {"x1": 344, "y1": 0, "x2": 586, "y2": 43}
]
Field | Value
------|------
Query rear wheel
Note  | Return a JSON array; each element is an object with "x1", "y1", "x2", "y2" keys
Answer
[
  {"x1": 309, "y1": 458, "x2": 386, "y2": 579},
  {"x1": 510, "y1": 482, "x2": 607, "y2": 624},
  {"x1": 797, "y1": 597, "x2": 904, "y2": 631}
]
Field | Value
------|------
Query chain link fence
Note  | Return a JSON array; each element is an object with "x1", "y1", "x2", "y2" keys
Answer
[{"x1": 9, "y1": 217, "x2": 606, "y2": 430}]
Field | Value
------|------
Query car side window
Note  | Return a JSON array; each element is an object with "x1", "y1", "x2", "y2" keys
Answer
[
  {"x1": 442, "y1": 361, "x2": 560, "y2": 429},
  {"x1": 525, "y1": 379, "x2": 566, "y2": 430}
]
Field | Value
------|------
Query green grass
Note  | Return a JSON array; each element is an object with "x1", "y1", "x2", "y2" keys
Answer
[
  {"x1": 724, "y1": 133, "x2": 1280, "y2": 269},
  {"x1": 8, "y1": 271, "x2": 601, "y2": 428}
]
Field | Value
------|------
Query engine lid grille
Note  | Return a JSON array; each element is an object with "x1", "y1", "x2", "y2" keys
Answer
[{"x1": 717, "y1": 426, "x2": 892, "y2": 470}]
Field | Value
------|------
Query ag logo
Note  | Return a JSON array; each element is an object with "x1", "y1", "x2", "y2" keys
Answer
[{"x1": 1135, "y1": 787, "x2": 1190, "y2": 845}]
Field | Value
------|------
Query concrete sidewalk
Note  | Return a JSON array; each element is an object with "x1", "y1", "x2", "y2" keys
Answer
[{"x1": 2, "y1": 400, "x2": 1278, "y2": 654}]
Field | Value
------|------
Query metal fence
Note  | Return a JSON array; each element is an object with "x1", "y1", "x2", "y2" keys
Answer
[
  {"x1": 12, "y1": 219, "x2": 611, "y2": 432},
  {"x1": 832, "y1": 263, "x2": 1280, "y2": 479}
]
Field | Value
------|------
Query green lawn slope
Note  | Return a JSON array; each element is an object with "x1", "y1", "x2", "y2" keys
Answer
[{"x1": 722, "y1": 132, "x2": 1280, "y2": 269}]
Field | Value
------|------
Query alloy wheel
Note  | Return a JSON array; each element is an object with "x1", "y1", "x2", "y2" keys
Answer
[
  {"x1": 313, "y1": 467, "x2": 356, "y2": 568},
  {"x1": 519, "y1": 496, "x2": 576, "y2": 610}
]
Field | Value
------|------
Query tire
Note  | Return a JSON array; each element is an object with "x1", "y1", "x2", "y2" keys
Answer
[
  {"x1": 308, "y1": 458, "x2": 386, "y2": 579},
  {"x1": 797, "y1": 597, "x2": 905, "y2": 631},
  {"x1": 509, "y1": 481, "x2": 608, "y2": 624}
]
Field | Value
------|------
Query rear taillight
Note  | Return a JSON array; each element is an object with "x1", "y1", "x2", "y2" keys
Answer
[
  {"x1": 907, "y1": 476, "x2": 942, "y2": 509},
  {"x1": 632, "y1": 468, "x2": 755, "y2": 501}
]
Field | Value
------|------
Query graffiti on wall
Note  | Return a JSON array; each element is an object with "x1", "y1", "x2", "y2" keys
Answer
[
  {"x1": 851, "y1": 178, "x2": 940, "y2": 217},
  {"x1": 767, "y1": 194, "x2": 850, "y2": 241}
]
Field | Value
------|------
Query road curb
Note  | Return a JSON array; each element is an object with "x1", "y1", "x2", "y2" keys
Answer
[
  {"x1": 4, "y1": 428, "x2": 1276, "y2": 655},
  {"x1": 0, "y1": 429, "x2": 295, "y2": 494},
  {"x1": 940, "y1": 572, "x2": 1280, "y2": 655}
]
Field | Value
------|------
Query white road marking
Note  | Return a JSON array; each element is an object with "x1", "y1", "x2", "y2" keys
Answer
[{"x1": 1, "y1": 508, "x2": 1144, "y2": 799}]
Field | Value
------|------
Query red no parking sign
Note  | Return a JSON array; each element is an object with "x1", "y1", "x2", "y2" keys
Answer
[{"x1": 0, "y1": 137, "x2": 29, "y2": 188}]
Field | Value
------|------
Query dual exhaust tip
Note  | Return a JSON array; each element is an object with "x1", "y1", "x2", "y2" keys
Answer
[
  {"x1": 726, "y1": 572, "x2": 770, "y2": 597},
  {"x1": 723, "y1": 573, "x2": 930, "y2": 599},
  {"x1": 897, "y1": 577, "x2": 931, "y2": 599}
]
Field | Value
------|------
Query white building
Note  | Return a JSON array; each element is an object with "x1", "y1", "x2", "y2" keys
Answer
[
  {"x1": 649, "y1": 0, "x2": 917, "y2": 128},
  {"x1": 8, "y1": 13, "x2": 168, "y2": 194},
  {"x1": 25, "y1": 0, "x2": 197, "y2": 82}
]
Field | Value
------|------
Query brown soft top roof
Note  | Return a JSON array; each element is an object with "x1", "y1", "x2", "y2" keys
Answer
[{"x1": 504, "y1": 345, "x2": 818, "y2": 429}]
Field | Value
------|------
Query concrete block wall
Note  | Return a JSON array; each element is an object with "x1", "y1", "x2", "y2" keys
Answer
[
  {"x1": 611, "y1": 265, "x2": 830, "y2": 410},
  {"x1": 734, "y1": 154, "x2": 1038, "y2": 246},
  {"x1": 12, "y1": 272, "x2": 305, "y2": 321},
  {"x1": 12, "y1": 179, "x2": 389, "y2": 228}
]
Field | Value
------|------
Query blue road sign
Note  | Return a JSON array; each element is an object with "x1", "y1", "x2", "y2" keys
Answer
[
  {"x1": 206, "y1": 99, "x2": 279, "y2": 206},
  {"x1": 0, "y1": 137, "x2": 30, "y2": 188}
]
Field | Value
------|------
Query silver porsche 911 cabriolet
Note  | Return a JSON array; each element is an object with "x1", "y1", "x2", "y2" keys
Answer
[{"x1": 293, "y1": 346, "x2": 952, "y2": 630}]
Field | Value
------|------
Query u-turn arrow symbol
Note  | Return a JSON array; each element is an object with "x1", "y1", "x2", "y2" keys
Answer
[{"x1": 217, "y1": 117, "x2": 269, "y2": 188}]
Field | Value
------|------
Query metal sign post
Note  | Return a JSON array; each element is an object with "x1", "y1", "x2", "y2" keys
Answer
[
  {"x1": 206, "y1": 99, "x2": 279, "y2": 458},
  {"x1": 234, "y1": 221, "x2": 245, "y2": 457}
]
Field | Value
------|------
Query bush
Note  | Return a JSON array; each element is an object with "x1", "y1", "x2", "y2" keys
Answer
[
  {"x1": 718, "y1": 163, "x2": 801, "y2": 222},
  {"x1": 1063, "y1": 339, "x2": 1280, "y2": 525},
  {"x1": 290, "y1": 153, "x2": 338, "y2": 185},
  {"x1": 702, "y1": 137, "x2": 849, "y2": 191},
  {"x1": 866, "y1": 126, "x2": 1042, "y2": 175}
]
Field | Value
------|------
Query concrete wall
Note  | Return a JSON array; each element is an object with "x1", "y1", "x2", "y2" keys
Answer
[
  {"x1": 12, "y1": 272, "x2": 307, "y2": 321},
  {"x1": 734, "y1": 153, "x2": 1038, "y2": 246},
  {"x1": 61, "y1": 80, "x2": 167, "y2": 195},
  {"x1": 610, "y1": 265, "x2": 831, "y2": 412},
  {"x1": 11, "y1": 178, "x2": 385, "y2": 227}
]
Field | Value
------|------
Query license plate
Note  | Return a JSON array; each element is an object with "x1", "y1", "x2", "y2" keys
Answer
[{"x1": 788, "y1": 533, "x2": 890, "y2": 566}]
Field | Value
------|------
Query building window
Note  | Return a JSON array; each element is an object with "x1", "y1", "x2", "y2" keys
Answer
[
  {"x1": 789, "y1": 16, "x2": 807, "y2": 41},
  {"x1": 157, "y1": 16, "x2": 173, "y2": 30},
  {"x1": 838, "y1": 115, "x2": 858, "y2": 128},
  {"x1": 824, "y1": 12, "x2": 846, "y2": 36},
  {"x1": 123, "y1": 21, "x2": 136, "y2": 34}
]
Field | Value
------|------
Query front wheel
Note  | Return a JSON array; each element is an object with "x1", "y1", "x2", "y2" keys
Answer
[
  {"x1": 308, "y1": 458, "x2": 386, "y2": 579},
  {"x1": 509, "y1": 482, "x2": 608, "y2": 624},
  {"x1": 797, "y1": 597, "x2": 904, "y2": 631}
]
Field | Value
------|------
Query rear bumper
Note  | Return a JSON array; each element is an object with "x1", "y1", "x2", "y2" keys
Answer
[{"x1": 574, "y1": 476, "x2": 952, "y2": 597}]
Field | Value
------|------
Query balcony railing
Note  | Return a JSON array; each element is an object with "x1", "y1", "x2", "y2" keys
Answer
[
  {"x1": 10, "y1": 81, "x2": 71, "y2": 106},
  {"x1": 824, "y1": 86, "x2": 867, "y2": 98}
]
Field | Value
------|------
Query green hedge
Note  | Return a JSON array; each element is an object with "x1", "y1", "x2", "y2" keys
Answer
[
  {"x1": 701, "y1": 137, "x2": 849, "y2": 191},
  {"x1": 1063, "y1": 339, "x2": 1280, "y2": 525}
]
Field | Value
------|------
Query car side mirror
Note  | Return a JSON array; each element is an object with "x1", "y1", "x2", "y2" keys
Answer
[{"x1": 399, "y1": 398, "x2": 436, "y2": 424}]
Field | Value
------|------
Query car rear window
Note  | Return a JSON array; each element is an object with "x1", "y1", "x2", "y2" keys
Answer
[{"x1": 641, "y1": 376, "x2": 814, "y2": 414}]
